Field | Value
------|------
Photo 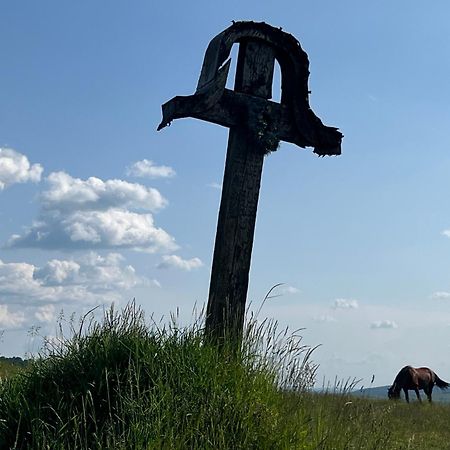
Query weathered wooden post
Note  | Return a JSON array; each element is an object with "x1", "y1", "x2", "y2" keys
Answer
[{"x1": 158, "y1": 21, "x2": 342, "y2": 343}]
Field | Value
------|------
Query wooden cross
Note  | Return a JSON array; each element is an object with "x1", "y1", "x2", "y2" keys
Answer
[{"x1": 158, "y1": 21, "x2": 342, "y2": 342}]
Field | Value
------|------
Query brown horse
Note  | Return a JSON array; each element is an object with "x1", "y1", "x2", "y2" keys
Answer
[{"x1": 388, "y1": 366, "x2": 450, "y2": 403}]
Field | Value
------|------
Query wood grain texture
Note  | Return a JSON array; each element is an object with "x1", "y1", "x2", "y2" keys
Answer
[{"x1": 205, "y1": 41, "x2": 275, "y2": 341}]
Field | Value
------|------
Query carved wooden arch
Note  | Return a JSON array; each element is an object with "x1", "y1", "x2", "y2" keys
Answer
[
  {"x1": 158, "y1": 21, "x2": 342, "y2": 156},
  {"x1": 196, "y1": 21, "x2": 309, "y2": 103}
]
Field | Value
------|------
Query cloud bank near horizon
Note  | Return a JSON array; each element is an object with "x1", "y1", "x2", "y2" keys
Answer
[
  {"x1": 0, "y1": 252, "x2": 151, "y2": 306},
  {"x1": 0, "y1": 252, "x2": 158, "y2": 329}
]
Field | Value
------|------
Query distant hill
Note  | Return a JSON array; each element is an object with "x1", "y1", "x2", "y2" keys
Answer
[{"x1": 352, "y1": 385, "x2": 450, "y2": 403}]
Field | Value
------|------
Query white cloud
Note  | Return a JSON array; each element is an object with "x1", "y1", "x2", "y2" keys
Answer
[
  {"x1": 0, "y1": 148, "x2": 43, "y2": 190},
  {"x1": 0, "y1": 253, "x2": 148, "y2": 306},
  {"x1": 127, "y1": 159, "x2": 175, "y2": 179},
  {"x1": 42, "y1": 171, "x2": 167, "y2": 211},
  {"x1": 431, "y1": 291, "x2": 450, "y2": 300},
  {"x1": 370, "y1": 320, "x2": 398, "y2": 330},
  {"x1": 6, "y1": 172, "x2": 177, "y2": 252},
  {"x1": 34, "y1": 260, "x2": 80, "y2": 285},
  {"x1": 333, "y1": 298, "x2": 359, "y2": 309},
  {"x1": 442, "y1": 230, "x2": 450, "y2": 238},
  {"x1": 35, "y1": 304, "x2": 56, "y2": 323},
  {"x1": 0, "y1": 305, "x2": 25, "y2": 329},
  {"x1": 281, "y1": 285, "x2": 301, "y2": 295},
  {"x1": 157, "y1": 255, "x2": 203, "y2": 271},
  {"x1": 7, "y1": 209, "x2": 177, "y2": 252},
  {"x1": 314, "y1": 314, "x2": 337, "y2": 323},
  {"x1": 0, "y1": 260, "x2": 40, "y2": 298},
  {"x1": 36, "y1": 252, "x2": 145, "y2": 291}
]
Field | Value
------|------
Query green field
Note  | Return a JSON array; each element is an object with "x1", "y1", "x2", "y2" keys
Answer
[
  {"x1": 1, "y1": 304, "x2": 449, "y2": 449},
  {"x1": 0, "y1": 356, "x2": 27, "y2": 379}
]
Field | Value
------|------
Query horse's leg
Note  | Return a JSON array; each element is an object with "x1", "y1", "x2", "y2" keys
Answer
[
  {"x1": 414, "y1": 388, "x2": 422, "y2": 403},
  {"x1": 404, "y1": 388, "x2": 410, "y2": 403},
  {"x1": 425, "y1": 386, "x2": 433, "y2": 402}
]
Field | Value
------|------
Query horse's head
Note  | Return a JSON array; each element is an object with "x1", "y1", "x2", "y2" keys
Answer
[{"x1": 387, "y1": 385, "x2": 400, "y2": 400}]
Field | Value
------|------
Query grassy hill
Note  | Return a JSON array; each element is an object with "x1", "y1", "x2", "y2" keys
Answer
[
  {"x1": 353, "y1": 384, "x2": 450, "y2": 403},
  {"x1": 1, "y1": 303, "x2": 450, "y2": 449}
]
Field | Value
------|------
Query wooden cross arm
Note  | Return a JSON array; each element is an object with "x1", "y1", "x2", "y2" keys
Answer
[
  {"x1": 157, "y1": 21, "x2": 342, "y2": 156},
  {"x1": 156, "y1": 59, "x2": 231, "y2": 131},
  {"x1": 157, "y1": 88, "x2": 341, "y2": 156}
]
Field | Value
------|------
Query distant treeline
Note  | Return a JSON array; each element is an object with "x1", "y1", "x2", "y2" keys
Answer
[{"x1": 0, "y1": 356, "x2": 28, "y2": 367}]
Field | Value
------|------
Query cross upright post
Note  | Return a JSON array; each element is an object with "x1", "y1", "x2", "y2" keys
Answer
[
  {"x1": 157, "y1": 21, "x2": 343, "y2": 344},
  {"x1": 206, "y1": 40, "x2": 275, "y2": 341}
]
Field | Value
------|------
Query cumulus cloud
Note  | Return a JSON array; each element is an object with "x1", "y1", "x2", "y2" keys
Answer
[
  {"x1": 8, "y1": 209, "x2": 177, "y2": 252},
  {"x1": 37, "y1": 252, "x2": 146, "y2": 292},
  {"x1": 333, "y1": 298, "x2": 359, "y2": 309},
  {"x1": 0, "y1": 253, "x2": 157, "y2": 331},
  {"x1": 0, "y1": 304, "x2": 25, "y2": 329},
  {"x1": 0, "y1": 148, "x2": 43, "y2": 190},
  {"x1": 6, "y1": 172, "x2": 177, "y2": 252},
  {"x1": 0, "y1": 260, "x2": 39, "y2": 298},
  {"x1": 442, "y1": 230, "x2": 450, "y2": 238},
  {"x1": 0, "y1": 252, "x2": 148, "y2": 306},
  {"x1": 157, "y1": 255, "x2": 203, "y2": 271},
  {"x1": 127, "y1": 159, "x2": 175, "y2": 179},
  {"x1": 35, "y1": 304, "x2": 56, "y2": 323},
  {"x1": 370, "y1": 320, "x2": 398, "y2": 330},
  {"x1": 42, "y1": 171, "x2": 167, "y2": 211}
]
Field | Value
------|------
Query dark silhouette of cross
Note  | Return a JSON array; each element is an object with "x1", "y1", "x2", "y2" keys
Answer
[{"x1": 158, "y1": 21, "x2": 342, "y2": 343}]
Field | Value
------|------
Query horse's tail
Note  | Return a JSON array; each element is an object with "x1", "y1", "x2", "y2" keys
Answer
[{"x1": 434, "y1": 373, "x2": 450, "y2": 389}]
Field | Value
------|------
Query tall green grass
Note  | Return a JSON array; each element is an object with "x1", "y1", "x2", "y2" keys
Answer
[
  {"x1": 0, "y1": 302, "x2": 316, "y2": 449},
  {"x1": 1, "y1": 302, "x2": 449, "y2": 449}
]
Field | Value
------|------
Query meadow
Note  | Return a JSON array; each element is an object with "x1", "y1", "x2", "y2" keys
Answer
[{"x1": 1, "y1": 303, "x2": 449, "y2": 449}]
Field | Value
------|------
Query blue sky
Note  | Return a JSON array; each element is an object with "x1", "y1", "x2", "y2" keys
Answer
[{"x1": 2, "y1": 1, "x2": 450, "y2": 386}]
